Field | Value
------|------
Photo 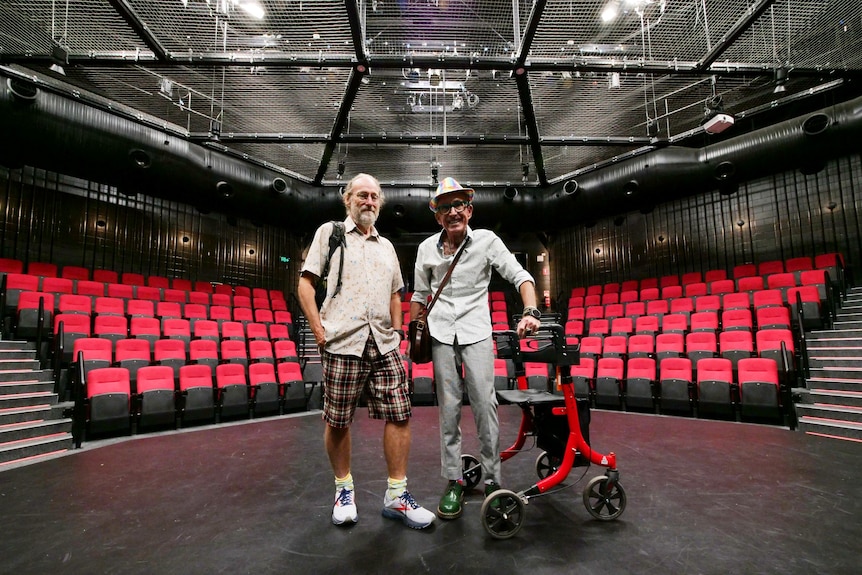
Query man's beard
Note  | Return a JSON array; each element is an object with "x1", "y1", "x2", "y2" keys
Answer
[{"x1": 355, "y1": 207, "x2": 377, "y2": 228}]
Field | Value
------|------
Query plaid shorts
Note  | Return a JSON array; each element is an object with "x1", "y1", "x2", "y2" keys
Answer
[{"x1": 321, "y1": 335, "x2": 411, "y2": 428}]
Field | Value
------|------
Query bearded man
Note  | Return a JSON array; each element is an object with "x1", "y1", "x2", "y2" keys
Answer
[{"x1": 298, "y1": 173, "x2": 435, "y2": 530}]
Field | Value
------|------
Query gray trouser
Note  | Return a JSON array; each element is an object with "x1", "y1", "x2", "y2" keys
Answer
[{"x1": 432, "y1": 335, "x2": 500, "y2": 484}]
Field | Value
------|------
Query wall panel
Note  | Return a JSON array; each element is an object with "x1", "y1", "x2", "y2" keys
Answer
[
  {"x1": 551, "y1": 154, "x2": 862, "y2": 301},
  {"x1": 0, "y1": 166, "x2": 303, "y2": 296}
]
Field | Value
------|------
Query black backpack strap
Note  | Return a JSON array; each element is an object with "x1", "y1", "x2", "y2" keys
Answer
[{"x1": 330, "y1": 222, "x2": 346, "y2": 299}]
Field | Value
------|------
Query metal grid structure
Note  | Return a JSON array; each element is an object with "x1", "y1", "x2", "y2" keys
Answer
[{"x1": 1, "y1": 0, "x2": 861, "y2": 188}]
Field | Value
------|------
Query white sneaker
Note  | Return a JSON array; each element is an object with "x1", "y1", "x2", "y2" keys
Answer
[
  {"x1": 332, "y1": 487, "x2": 358, "y2": 525},
  {"x1": 381, "y1": 489, "x2": 435, "y2": 529}
]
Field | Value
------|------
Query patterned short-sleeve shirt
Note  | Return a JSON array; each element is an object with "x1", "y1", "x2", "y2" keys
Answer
[{"x1": 302, "y1": 217, "x2": 403, "y2": 357}]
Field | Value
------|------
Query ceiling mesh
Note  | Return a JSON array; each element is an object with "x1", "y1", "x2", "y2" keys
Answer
[{"x1": 1, "y1": 0, "x2": 860, "y2": 187}]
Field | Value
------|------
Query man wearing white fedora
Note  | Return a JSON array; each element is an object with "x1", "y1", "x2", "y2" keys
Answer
[{"x1": 410, "y1": 176, "x2": 542, "y2": 520}]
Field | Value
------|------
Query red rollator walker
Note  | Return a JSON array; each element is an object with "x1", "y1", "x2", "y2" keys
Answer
[{"x1": 462, "y1": 323, "x2": 626, "y2": 539}]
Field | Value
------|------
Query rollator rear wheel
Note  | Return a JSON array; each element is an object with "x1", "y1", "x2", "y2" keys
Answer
[
  {"x1": 481, "y1": 489, "x2": 526, "y2": 540},
  {"x1": 461, "y1": 454, "x2": 482, "y2": 491},
  {"x1": 535, "y1": 451, "x2": 562, "y2": 479},
  {"x1": 583, "y1": 475, "x2": 626, "y2": 521}
]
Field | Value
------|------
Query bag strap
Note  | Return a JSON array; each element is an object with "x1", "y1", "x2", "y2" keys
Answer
[
  {"x1": 423, "y1": 235, "x2": 470, "y2": 316},
  {"x1": 330, "y1": 222, "x2": 346, "y2": 299},
  {"x1": 321, "y1": 221, "x2": 346, "y2": 300}
]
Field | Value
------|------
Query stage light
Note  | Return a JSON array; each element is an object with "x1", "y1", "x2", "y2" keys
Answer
[
  {"x1": 773, "y1": 67, "x2": 788, "y2": 93},
  {"x1": 601, "y1": 1, "x2": 620, "y2": 22}
]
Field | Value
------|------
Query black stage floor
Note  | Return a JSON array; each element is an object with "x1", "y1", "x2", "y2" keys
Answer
[{"x1": 1, "y1": 406, "x2": 861, "y2": 575}]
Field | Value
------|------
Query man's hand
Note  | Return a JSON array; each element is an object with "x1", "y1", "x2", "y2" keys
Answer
[{"x1": 516, "y1": 315, "x2": 541, "y2": 338}]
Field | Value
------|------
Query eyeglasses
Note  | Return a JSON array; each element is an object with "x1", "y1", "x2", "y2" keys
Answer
[
  {"x1": 354, "y1": 191, "x2": 381, "y2": 203},
  {"x1": 436, "y1": 200, "x2": 471, "y2": 214}
]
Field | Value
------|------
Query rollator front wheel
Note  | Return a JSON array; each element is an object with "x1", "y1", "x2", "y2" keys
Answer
[
  {"x1": 481, "y1": 489, "x2": 526, "y2": 540},
  {"x1": 535, "y1": 451, "x2": 562, "y2": 479},
  {"x1": 461, "y1": 454, "x2": 482, "y2": 491},
  {"x1": 583, "y1": 475, "x2": 626, "y2": 521}
]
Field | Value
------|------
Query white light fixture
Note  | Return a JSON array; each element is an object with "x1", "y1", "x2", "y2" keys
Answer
[
  {"x1": 601, "y1": 1, "x2": 620, "y2": 22},
  {"x1": 703, "y1": 113, "x2": 734, "y2": 134},
  {"x1": 237, "y1": 0, "x2": 265, "y2": 19},
  {"x1": 608, "y1": 72, "x2": 621, "y2": 88}
]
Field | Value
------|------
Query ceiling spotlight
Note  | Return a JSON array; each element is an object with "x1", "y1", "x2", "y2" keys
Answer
[
  {"x1": 563, "y1": 180, "x2": 579, "y2": 196},
  {"x1": 608, "y1": 72, "x2": 621, "y2": 89},
  {"x1": 504, "y1": 186, "x2": 519, "y2": 201},
  {"x1": 237, "y1": 0, "x2": 265, "y2": 19},
  {"x1": 217, "y1": 181, "x2": 234, "y2": 198},
  {"x1": 337, "y1": 160, "x2": 345, "y2": 178},
  {"x1": 50, "y1": 41, "x2": 69, "y2": 75},
  {"x1": 271, "y1": 177, "x2": 288, "y2": 194},
  {"x1": 601, "y1": 1, "x2": 620, "y2": 22},
  {"x1": 521, "y1": 163, "x2": 529, "y2": 181},
  {"x1": 431, "y1": 164, "x2": 439, "y2": 184},
  {"x1": 773, "y1": 67, "x2": 788, "y2": 93}
]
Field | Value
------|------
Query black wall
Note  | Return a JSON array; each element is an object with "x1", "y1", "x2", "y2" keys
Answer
[
  {"x1": 2, "y1": 153, "x2": 860, "y2": 308},
  {"x1": 0, "y1": 166, "x2": 303, "y2": 294},
  {"x1": 548, "y1": 153, "x2": 862, "y2": 302}
]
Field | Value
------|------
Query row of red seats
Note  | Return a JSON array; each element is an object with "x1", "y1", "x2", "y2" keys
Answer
[
  {"x1": 568, "y1": 269, "x2": 831, "y2": 308},
  {"x1": 566, "y1": 305, "x2": 808, "y2": 339},
  {"x1": 531, "y1": 356, "x2": 785, "y2": 420},
  {"x1": 568, "y1": 253, "x2": 844, "y2": 297},
  {"x1": 0, "y1": 258, "x2": 284, "y2": 300},
  {"x1": 56, "y1": 315, "x2": 295, "y2": 363},
  {"x1": 21, "y1": 300, "x2": 293, "y2": 348},
  {"x1": 80, "y1": 361, "x2": 306, "y2": 441},
  {"x1": 71, "y1": 337, "x2": 299, "y2": 380},
  {"x1": 3, "y1": 274, "x2": 287, "y2": 312},
  {"x1": 567, "y1": 285, "x2": 828, "y2": 333},
  {"x1": 17, "y1": 292, "x2": 292, "y2": 326},
  {"x1": 569, "y1": 329, "x2": 795, "y2": 373}
]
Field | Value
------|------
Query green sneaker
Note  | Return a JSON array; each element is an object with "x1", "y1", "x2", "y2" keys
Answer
[{"x1": 437, "y1": 480, "x2": 464, "y2": 519}]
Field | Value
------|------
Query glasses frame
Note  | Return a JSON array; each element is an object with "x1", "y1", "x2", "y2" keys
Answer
[{"x1": 436, "y1": 200, "x2": 472, "y2": 214}]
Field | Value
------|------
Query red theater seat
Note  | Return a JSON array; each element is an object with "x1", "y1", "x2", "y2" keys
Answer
[
  {"x1": 178, "y1": 364, "x2": 215, "y2": 424},
  {"x1": 737, "y1": 358, "x2": 781, "y2": 420},
  {"x1": 248, "y1": 362, "x2": 280, "y2": 416},
  {"x1": 625, "y1": 357, "x2": 656, "y2": 410},
  {"x1": 695, "y1": 357, "x2": 735, "y2": 417},
  {"x1": 595, "y1": 357, "x2": 625, "y2": 408},
  {"x1": 278, "y1": 361, "x2": 306, "y2": 412},
  {"x1": 658, "y1": 357, "x2": 693, "y2": 414},
  {"x1": 215, "y1": 363, "x2": 250, "y2": 419},
  {"x1": 135, "y1": 365, "x2": 176, "y2": 429},
  {"x1": 85, "y1": 367, "x2": 132, "y2": 436}
]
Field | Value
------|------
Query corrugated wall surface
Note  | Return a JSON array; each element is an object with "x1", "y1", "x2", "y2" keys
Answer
[
  {"x1": 550, "y1": 154, "x2": 862, "y2": 301},
  {"x1": 0, "y1": 166, "x2": 302, "y2": 295},
  {"x1": 3, "y1": 154, "x2": 860, "y2": 309}
]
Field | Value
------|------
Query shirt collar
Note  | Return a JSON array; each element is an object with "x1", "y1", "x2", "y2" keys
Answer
[
  {"x1": 436, "y1": 226, "x2": 474, "y2": 250},
  {"x1": 345, "y1": 216, "x2": 379, "y2": 238}
]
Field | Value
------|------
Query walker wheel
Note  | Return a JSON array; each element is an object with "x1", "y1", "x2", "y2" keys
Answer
[
  {"x1": 461, "y1": 454, "x2": 482, "y2": 491},
  {"x1": 535, "y1": 451, "x2": 562, "y2": 479},
  {"x1": 583, "y1": 475, "x2": 626, "y2": 521},
  {"x1": 481, "y1": 489, "x2": 526, "y2": 540}
]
